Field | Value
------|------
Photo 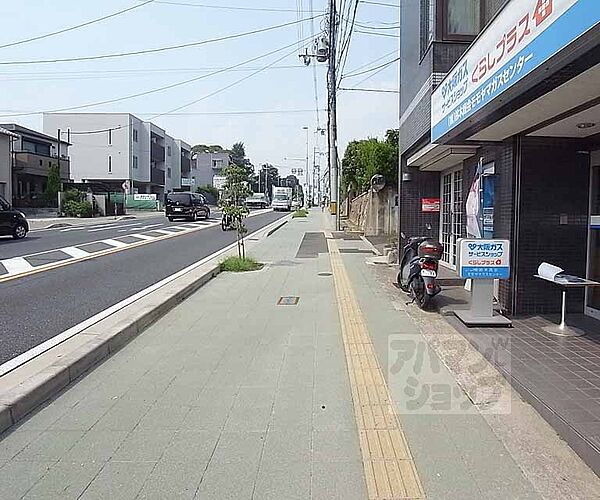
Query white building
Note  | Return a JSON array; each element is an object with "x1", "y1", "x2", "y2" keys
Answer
[{"x1": 43, "y1": 113, "x2": 188, "y2": 197}]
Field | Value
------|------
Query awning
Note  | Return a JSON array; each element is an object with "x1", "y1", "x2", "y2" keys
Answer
[{"x1": 407, "y1": 143, "x2": 478, "y2": 172}]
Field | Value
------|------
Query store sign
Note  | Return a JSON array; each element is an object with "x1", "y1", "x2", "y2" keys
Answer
[
  {"x1": 459, "y1": 239, "x2": 510, "y2": 279},
  {"x1": 431, "y1": 0, "x2": 600, "y2": 142},
  {"x1": 181, "y1": 178, "x2": 195, "y2": 187},
  {"x1": 421, "y1": 198, "x2": 440, "y2": 212},
  {"x1": 213, "y1": 175, "x2": 227, "y2": 190},
  {"x1": 133, "y1": 194, "x2": 157, "y2": 201}
]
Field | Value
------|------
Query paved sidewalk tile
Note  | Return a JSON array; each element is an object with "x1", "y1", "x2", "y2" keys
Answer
[{"x1": 0, "y1": 212, "x2": 367, "y2": 499}]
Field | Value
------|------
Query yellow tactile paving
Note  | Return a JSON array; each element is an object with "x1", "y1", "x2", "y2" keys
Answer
[{"x1": 328, "y1": 238, "x2": 425, "y2": 500}]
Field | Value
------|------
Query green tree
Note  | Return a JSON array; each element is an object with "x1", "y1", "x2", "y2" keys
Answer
[
  {"x1": 231, "y1": 142, "x2": 246, "y2": 167},
  {"x1": 341, "y1": 129, "x2": 398, "y2": 197},
  {"x1": 251, "y1": 163, "x2": 280, "y2": 195},
  {"x1": 220, "y1": 164, "x2": 252, "y2": 258},
  {"x1": 191, "y1": 144, "x2": 224, "y2": 154},
  {"x1": 45, "y1": 163, "x2": 61, "y2": 204}
]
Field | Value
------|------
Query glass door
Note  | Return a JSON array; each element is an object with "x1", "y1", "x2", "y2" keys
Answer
[
  {"x1": 440, "y1": 168, "x2": 463, "y2": 268},
  {"x1": 587, "y1": 165, "x2": 600, "y2": 319}
]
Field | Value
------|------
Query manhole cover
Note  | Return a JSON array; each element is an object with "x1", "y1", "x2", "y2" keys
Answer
[
  {"x1": 277, "y1": 296, "x2": 300, "y2": 305},
  {"x1": 318, "y1": 272, "x2": 333, "y2": 276}
]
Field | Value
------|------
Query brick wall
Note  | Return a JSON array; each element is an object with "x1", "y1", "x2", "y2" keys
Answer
[{"x1": 514, "y1": 138, "x2": 590, "y2": 315}]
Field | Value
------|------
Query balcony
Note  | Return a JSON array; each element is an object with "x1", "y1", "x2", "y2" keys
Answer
[
  {"x1": 14, "y1": 152, "x2": 70, "y2": 180},
  {"x1": 151, "y1": 142, "x2": 165, "y2": 162},
  {"x1": 151, "y1": 167, "x2": 165, "y2": 186},
  {"x1": 181, "y1": 156, "x2": 191, "y2": 176}
]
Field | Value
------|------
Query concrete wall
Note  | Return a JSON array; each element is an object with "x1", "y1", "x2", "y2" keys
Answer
[
  {"x1": 348, "y1": 187, "x2": 398, "y2": 237},
  {"x1": 0, "y1": 135, "x2": 11, "y2": 201}
]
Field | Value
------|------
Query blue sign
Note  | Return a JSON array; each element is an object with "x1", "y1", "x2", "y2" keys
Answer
[
  {"x1": 431, "y1": 0, "x2": 600, "y2": 142},
  {"x1": 459, "y1": 239, "x2": 511, "y2": 280}
]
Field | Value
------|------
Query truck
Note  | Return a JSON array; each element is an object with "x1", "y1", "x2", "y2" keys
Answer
[{"x1": 271, "y1": 186, "x2": 293, "y2": 211}]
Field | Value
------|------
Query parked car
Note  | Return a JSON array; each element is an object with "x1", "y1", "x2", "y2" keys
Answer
[
  {"x1": 165, "y1": 192, "x2": 210, "y2": 222},
  {"x1": 0, "y1": 195, "x2": 29, "y2": 239},
  {"x1": 246, "y1": 193, "x2": 269, "y2": 209}
]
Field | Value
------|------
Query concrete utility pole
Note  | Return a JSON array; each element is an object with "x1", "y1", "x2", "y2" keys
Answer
[{"x1": 327, "y1": 0, "x2": 339, "y2": 229}]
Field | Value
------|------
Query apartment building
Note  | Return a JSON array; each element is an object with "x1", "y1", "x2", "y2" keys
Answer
[
  {"x1": 43, "y1": 113, "x2": 187, "y2": 197},
  {"x1": 0, "y1": 123, "x2": 71, "y2": 207},
  {"x1": 175, "y1": 139, "x2": 192, "y2": 190},
  {"x1": 189, "y1": 150, "x2": 231, "y2": 188},
  {"x1": 0, "y1": 127, "x2": 18, "y2": 201}
]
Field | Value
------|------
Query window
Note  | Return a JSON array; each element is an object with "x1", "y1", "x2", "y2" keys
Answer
[
  {"x1": 133, "y1": 129, "x2": 138, "y2": 142},
  {"x1": 108, "y1": 155, "x2": 112, "y2": 173},
  {"x1": 133, "y1": 155, "x2": 138, "y2": 169},
  {"x1": 167, "y1": 167, "x2": 171, "y2": 179},
  {"x1": 167, "y1": 146, "x2": 171, "y2": 156},
  {"x1": 39, "y1": 159, "x2": 43, "y2": 166},
  {"x1": 420, "y1": 0, "x2": 436, "y2": 57},
  {"x1": 108, "y1": 129, "x2": 112, "y2": 145},
  {"x1": 443, "y1": 0, "x2": 481, "y2": 39},
  {"x1": 212, "y1": 159, "x2": 223, "y2": 168}
]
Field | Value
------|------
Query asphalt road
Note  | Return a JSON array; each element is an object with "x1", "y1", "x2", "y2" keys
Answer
[
  {"x1": 0, "y1": 212, "x2": 211, "y2": 260},
  {"x1": 0, "y1": 210, "x2": 286, "y2": 365}
]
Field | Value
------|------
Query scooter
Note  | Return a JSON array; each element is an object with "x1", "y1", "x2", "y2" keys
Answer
[
  {"x1": 397, "y1": 231, "x2": 443, "y2": 309},
  {"x1": 221, "y1": 212, "x2": 234, "y2": 231}
]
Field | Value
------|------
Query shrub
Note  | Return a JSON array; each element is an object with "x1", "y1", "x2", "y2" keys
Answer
[
  {"x1": 292, "y1": 209, "x2": 308, "y2": 218},
  {"x1": 220, "y1": 256, "x2": 263, "y2": 272},
  {"x1": 63, "y1": 200, "x2": 94, "y2": 218}
]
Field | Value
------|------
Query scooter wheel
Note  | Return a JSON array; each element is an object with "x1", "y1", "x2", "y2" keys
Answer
[
  {"x1": 410, "y1": 277, "x2": 431, "y2": 310},
  {"x1": 397, "y1": 271, "x2": 410, "y2": 292}
]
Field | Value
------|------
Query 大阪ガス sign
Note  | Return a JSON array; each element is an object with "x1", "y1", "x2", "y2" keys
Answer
[{"x1": 459, "y1": 239, "x2": 510, "y2": 279}]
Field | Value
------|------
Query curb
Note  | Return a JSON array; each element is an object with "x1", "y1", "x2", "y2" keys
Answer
[
  {"x1": 0, "y1": 213, "x2": 287, "y2": 435},
  {"x1": 0, "y1": 262, "x2": 220, "y2": 434}
]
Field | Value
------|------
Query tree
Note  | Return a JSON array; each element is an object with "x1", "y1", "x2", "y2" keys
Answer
[
  {"x1": 191, "y1": 144, "x2": 224, "y2": 155},
  {"x1": 45, "y1": 163, "x2": 61, "y2": 204},
  {"x1": 341, "y1": 129, "x2": 398, "y2": 197},
  {"x1": 231, "y1": 142, "x2": 246, "y2": 167},
  {"x1": 251, "y1": 163, "x2": 280, "y2": 196},
  {"x1": 220, "y1": 164, "x2": 252, "y2": 258}
]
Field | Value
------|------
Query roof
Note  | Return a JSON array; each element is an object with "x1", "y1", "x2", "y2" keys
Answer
[
  {"x1": 0, "y1": 126, "x2": 19, "y2": 139},
  {"x1": 0, "y1": 123, "x2": 71, "y2": 145}
]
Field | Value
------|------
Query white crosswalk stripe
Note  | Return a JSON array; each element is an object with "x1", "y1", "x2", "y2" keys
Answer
[
  {"x1": 1, "y1": 257, "x2": 34, "y2": 274},
  {"x1": 102, "y1": 239, "x2": 129, "y2": 248},
  {"x1": 61, "y1": 247, "x2": 92, "y2": 259}
]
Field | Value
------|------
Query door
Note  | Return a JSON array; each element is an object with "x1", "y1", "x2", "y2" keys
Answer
[
  {"x1": 440, "y1": 169, "x2": 463, "y2": 268},
  {"x1": 586, "y1": 165, "x2": 600, "y2": 319}
]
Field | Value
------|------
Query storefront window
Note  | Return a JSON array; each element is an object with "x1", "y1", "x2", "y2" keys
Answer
[
  {"x1": 587, "y1": 165, "x2": 600, "y2": 317},
  {"x1": 444, "y1": 0, "x2": 481, "y2": 39}
]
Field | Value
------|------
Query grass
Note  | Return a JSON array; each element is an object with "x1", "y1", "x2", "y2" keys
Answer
[
  {"x1": 292, "y1": 209, "x2": 308, "y2": 218},
  {"x1": 220, "y1": 256, "x2": 263, "y2": 272}
]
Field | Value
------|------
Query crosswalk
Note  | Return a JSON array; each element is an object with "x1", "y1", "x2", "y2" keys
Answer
[{"x1": 0, "y1": 220, "x2": 219, "y2": 281}]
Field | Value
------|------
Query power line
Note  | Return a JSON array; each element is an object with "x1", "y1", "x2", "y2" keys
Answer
[
  {"x1": 341, "y1": 56, "x2": 399, "y2": 79},
  {"x1": 309, "y1": 0, "x2": 321, "y2": 131},
  {"x1": 0, "y1": 1, "x2": 155, "y2": 50},
  {"x1": 0, "y1": 35, "x2": 314, "y2": 119},
  {"x1": 336, "y1": 0, "x2": 360, "y2": 86},
  {"x1": 58, "y1": 38, "x2": 317, "y2": 135},
  {"x1": 339, "y1": 87, "x2": 397, "y2": 93},
  {"x1": 355, "y1": 21, "x2": 399, "y2": 29},
  {"x1": 0, "y1": 15, "x2": 322, "y2": 66},
  {"x1": 359, "y1": 0, "x2": 399, "y2": 7},
  {"x1": 341, "y1": 48, "x2": 397, "y2": 75},
  {"x1": 0, "y1": 108, "x2": 327, "y2": 116},
  {"x1": 351, "y1": 56, "x2": 398, "y2": 87},
  {"x1": 135, "y1": 0, "x2": 320, "y2": 12},
  {"x1": 355, "y1": 29, "x2": 398, "y2": 38}
]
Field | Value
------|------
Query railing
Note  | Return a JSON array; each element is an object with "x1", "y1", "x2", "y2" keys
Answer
[
  {"x1": 151, "y1": 167, "x2": 165, "y2": 185},
  {"x1": 151, "y1": 142, "x2": 165, "y2": 162}
]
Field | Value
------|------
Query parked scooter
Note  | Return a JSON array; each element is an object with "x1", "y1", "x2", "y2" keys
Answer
[{"x1": 397, "y1": 229, "x2": 443, "y2": 309}]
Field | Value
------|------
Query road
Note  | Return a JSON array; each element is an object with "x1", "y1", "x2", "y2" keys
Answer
[{"x1": 0, "y1": 210, "x2": 287, "y2": 365}]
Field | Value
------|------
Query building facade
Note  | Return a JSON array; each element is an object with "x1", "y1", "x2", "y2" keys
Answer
[
  {"x1": 0, "y1": 127, "x2": 18, "y2": 202},
  {"x1": 43, "y1": 113, "x2": 186, "y2": 197},
  {"x1": 0, "y1": 124, "x2": 71, "y2": 208},
  {"x1": 175, "y1": 139, "x2": 192, "y2": 190},
  {"x1": 190, "y1": 151, "x2": 231, "y2": 188},
  {"x1": 399, "y1": 0, "x2": 600, "y2": 318}
]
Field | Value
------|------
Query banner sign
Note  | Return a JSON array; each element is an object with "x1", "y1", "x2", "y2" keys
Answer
[
  {"x1": 213, "y1": 175, "x2": 227, "y2": 190},
  {"x1": 421, "y1": 198, "x2": 440, "y2": 212},
  {"x1": 181, "y1": 178, "x2": 195, "y2": 187},
  {"x1": 459, "y1": 239, "x2": 510, "y2": 279},
  {"x1": 133, "y1": 193, "x2": 157, "y2": 201},
  {"x1": 431, "y1": 0, "x2": 600, "y2": 142}
]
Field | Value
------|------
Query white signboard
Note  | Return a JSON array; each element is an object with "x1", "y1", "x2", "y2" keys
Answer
[
  {"x1": 213, "y1": 175, "x2": 227, "y2": 190},
  {"x1": 459, "y1": 239, "x2": 510, "y2": 280},
  {"x1": 181, "y1": 178, "x2": 195, "y2": 187},
  {"x1": 134, "y1": 194, "x2": 157, "y2": 201},
  {"x1": 431, "y1": 0, "x2": 599, "y2": 141}
]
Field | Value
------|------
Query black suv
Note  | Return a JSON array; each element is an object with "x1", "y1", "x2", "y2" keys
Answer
[
  {"x1": 165, "y1": 192, "x2": 210, "y2": 222},
  {"x1": 0, "y1": 195, "x2": 29, "y2": 239}
]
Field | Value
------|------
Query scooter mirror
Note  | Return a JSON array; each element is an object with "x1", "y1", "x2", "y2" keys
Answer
[
  {"x1": 400, "y1": 232, "x2": 406, "y2": 239},
  {"x1": 425, "y1": 223, "x2": 432, "y2": 231}
]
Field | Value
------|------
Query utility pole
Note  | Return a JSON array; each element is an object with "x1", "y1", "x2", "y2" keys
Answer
[{"x1": 327, "y1": 0, "x2": 339, "y2": 229}]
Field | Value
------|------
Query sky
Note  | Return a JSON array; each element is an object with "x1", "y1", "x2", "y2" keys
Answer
[{"x1": 0, "y1": 0, "x2": 399, "y2": 178}]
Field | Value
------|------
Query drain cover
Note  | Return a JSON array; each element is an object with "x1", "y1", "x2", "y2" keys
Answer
[
  {"x1": 277, "y1": 296, "x2": 300, "y2": 305},
  {"x1": 318, "y1": 272, "x2": 333, "y2": 276}
]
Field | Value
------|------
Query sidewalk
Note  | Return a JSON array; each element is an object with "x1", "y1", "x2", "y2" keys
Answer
[{"x1": 1, "y1": 209, "x2": 599, "y2": 498}]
